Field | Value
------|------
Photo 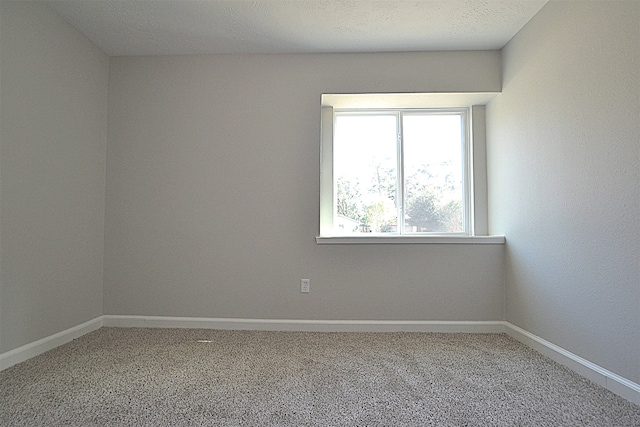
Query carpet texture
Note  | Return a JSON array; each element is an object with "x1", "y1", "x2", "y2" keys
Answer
[{"x1": 1, "y1": 328, "x2": 639, "y2": 426}]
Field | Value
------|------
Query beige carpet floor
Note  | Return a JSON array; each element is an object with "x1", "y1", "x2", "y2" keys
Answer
[{"x1": 1, "y1": 328, "x2": 639, "y2": 426}]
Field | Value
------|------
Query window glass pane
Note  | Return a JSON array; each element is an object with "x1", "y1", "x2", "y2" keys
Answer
[
  {"x1": 334, "y1": 114, "x2": 398, "y2": 234},
  {"x1": 403, "y1": 113, "x2": 464, "y2": 233}
]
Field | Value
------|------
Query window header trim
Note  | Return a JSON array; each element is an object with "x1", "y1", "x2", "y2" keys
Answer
[{"x1": 322, "y1": 92, "x2": 499, "y2": 109}]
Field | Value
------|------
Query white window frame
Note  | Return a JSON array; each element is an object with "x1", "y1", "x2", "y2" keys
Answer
[{"x1": 317, "y1": 93, "x2": 504, "y2": 245}]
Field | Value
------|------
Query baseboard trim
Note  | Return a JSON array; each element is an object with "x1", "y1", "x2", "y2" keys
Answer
[
  {"x1": 102, "y1": 315, "x2": 505, "y2": 333},
  {"x1": 504, "y1": 322, "x2": 640, "y2": 406},
  {"x1": 0, "y1": 317, "x2": 103, "y2": 371}
]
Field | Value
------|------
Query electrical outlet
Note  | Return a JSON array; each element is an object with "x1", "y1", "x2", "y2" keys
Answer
[{"x1": 301, "y1": 279, "x2": 310, "y2": 293}]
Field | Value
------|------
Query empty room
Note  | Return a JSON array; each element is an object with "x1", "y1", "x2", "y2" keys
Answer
[{"x1": 1, "y1": 0, "x2": 639, "y2": 425}]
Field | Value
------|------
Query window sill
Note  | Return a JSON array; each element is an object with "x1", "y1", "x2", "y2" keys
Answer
[{"x1": 315, "y1": 235, "x2": 505, "y2": 245}]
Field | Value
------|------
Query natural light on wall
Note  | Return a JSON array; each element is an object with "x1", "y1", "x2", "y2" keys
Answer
[{"x1": 317, "y1": 93, "x2": 505, "y2": 245}]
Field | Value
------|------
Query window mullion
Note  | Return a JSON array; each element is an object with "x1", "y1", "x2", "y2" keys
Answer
[{"x1": 397, "y1": 111, "x2": 404, "y2": 235}]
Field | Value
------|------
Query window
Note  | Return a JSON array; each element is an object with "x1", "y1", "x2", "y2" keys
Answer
[
  {"x1": 318, "y1": 93, "x2": 502, "y2": 244},
  {"x1": 334, "y1": 109, "x2": 467, "y2": 234}
]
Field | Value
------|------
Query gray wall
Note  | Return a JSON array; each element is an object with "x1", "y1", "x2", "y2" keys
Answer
[
  {"x1": 487, "y1": 1, "x2": 639, "y2": 383},
  {"x1": 0, "y1": 2, "x2": 108, "y2": 353},
  {"x1": 105, "y1": 52, "x2": 505, "y2": 321}
]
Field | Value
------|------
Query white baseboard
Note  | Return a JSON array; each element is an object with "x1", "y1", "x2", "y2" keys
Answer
[
  {"x1": 504, "y1": 322, "x2": 640, "y2": 406},
  {"x1": 0, "y1": 317, "x2": 103, "y2": 371},
  {"x1": 102, "y1": 315, "x2": 506, "y2": 333}
]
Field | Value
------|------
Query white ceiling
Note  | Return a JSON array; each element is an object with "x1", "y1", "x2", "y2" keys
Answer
[{"x1": 44, "y1": 0, "x2": 549, "y2": 56}]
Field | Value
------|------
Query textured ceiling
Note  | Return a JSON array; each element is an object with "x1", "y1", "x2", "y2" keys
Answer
[{"x1": 45, "y1": 0, "x2": 549, "y2": 56}]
